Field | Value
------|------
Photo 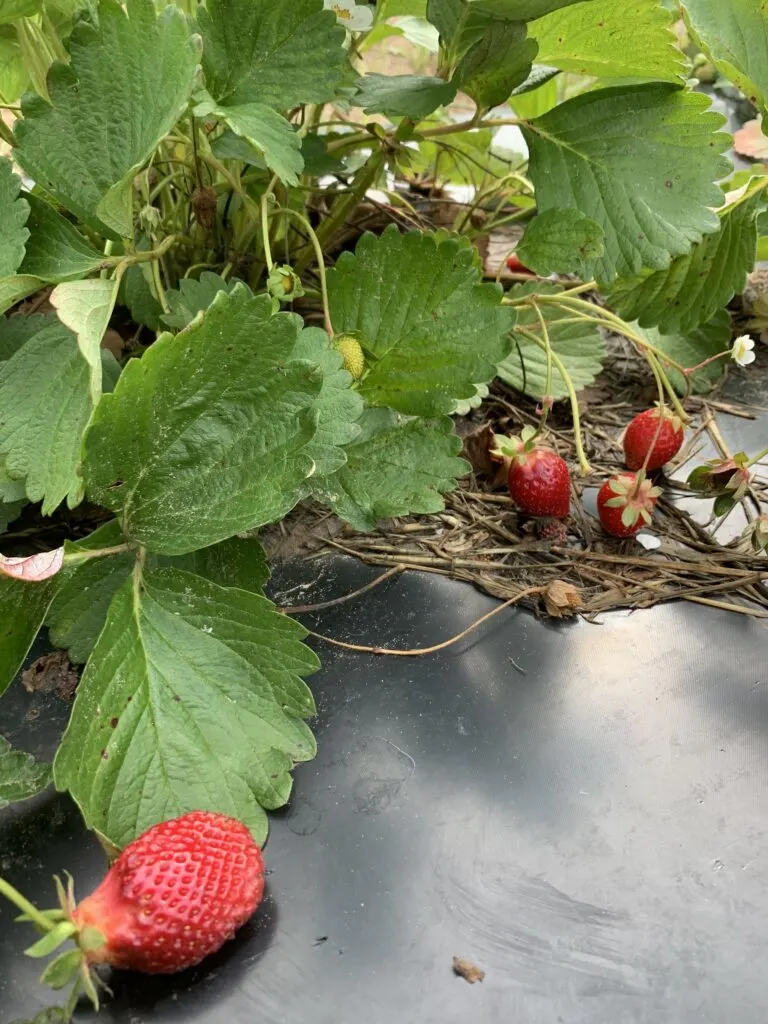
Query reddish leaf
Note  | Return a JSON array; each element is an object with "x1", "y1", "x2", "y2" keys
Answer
[
  {"x1": 733, "y1": 120, "x2": 768, "y2": 160},
  {"x1": 0, "y1": 547, "x2": 64, "y2": 581}
]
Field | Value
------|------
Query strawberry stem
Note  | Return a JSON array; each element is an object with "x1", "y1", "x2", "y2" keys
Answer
[
  {"x1": 746, "y1": 445, "x2": 768, "y2": 468},
  {"x1": 275, "y1": 206, "x2": 335, "y2": 338},
  {"x1": 640, "y1": 352, "x2": 669, "y2": 479},
  {"x1": 530, "y1": 299, "x2": 554, "y2": 437},
  {"x1": 0, "y1": 877, "x2": 57, "y2": 934},
  {"x1": 515, "y1": 326, "x2": 593, "y2": 475},
  {"x1": 260, "y1": 182, "x2": 277, "y2": 274}
]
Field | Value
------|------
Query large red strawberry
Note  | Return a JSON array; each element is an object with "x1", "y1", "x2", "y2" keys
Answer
[
  {"x1": 74, "y1": 811, "x2": 264, "y2": 974},
  {"x1": 0, "y1": 811, "x2": 265, "y2": 1007},
  {"x1": 623, "y1": 407, "x2": 684, "y2": 471},
  {"x1": 497, "y1": 430, "x2": 570, "y2": 517},
  {"x1": 597, "y1": 472, "x2": 662, "y2": 537}
]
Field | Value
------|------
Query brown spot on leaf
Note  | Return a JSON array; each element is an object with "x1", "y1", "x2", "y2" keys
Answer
[{"x1": 110, "y1": 717, "x2": 119, "y2": 728}]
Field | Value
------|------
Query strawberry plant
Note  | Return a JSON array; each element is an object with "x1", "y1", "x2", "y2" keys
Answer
[{"x1": 1, "y1": 0, "x2": 768, "y2": 1009}]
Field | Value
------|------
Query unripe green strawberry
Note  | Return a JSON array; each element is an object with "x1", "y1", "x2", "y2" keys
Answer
[{"x1": 334, "y1": 334, "x2": 365, "y2": 380}]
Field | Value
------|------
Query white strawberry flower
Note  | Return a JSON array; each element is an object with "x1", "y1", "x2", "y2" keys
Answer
[
  {"x1": 731, "y1": 334, "x2": 756, "y2": 367},
  {"x1": 324, "y1": 0, "x2": 374, "y2": 30}
]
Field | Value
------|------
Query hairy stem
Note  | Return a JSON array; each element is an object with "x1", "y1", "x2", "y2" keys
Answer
[
  {"x1": 515, "y1": 326, "x2": 593, "y2": 475},
  {"x1": 0, "y1": 878, "x2": 55, "y2": 934},
  {"x1": 277, "y1": 207, "x2": 334, "y2": 337}
]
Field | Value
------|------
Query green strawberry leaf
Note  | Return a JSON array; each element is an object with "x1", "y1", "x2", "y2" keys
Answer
[
  {"x1": 470, "y1": 0, "x2": 598, "y2": 17},
  {"x1": 0, "y1": 312, "x2": 54, "y2": 361},
  {"x1": 314, "y1": 410, "x2": 467, "y2": 531},
  {"x1": 608, "y1": 180, "x2": 765, "y2": 334},
  {"x1": 426, "y1": 0, "x2": 488, "y2": 65},
  {"x1": 497, "y1": 281, "x2": 605, "y2": 400},
  {"x1": 531, "y1": 0, "x2": 688, "y2": 83},
  {"x1": 681, "y1": 0, "x2": 768, "y2": 113},
  {"x1": 522, "y1": 84, "x2": 732, "y2": 285},
  {"x1": 354, "y1": 74, "x2": 457, "y2": 117},
  {"x1": 194, "y1": 91, "x2": 303, "y2": 186},
  {"x1": 0, "y1": 0, "x2": 42, "y2": 22},
  {"x1": 50, "y1": 277, "x2": 118, "y2": 404},
  {"x1": 300, "y1": 134, "x2": 345, "y2": 177},
  {"x1": 326, "y1": 225, "x2": 513, "y2": 416},
  {"x1": 290, "y1": 326, "x2": 363, "y2": 477},
  {"x1": 0, "y1": 157, "x2": 29, "y2": 278},
  {"x1": 0, "y1": 319, "x2": 94, "y2": 513},
  {"x1": 199, "y1": 0, "x2": 347, "y2": 109},
  {"x1": 14, "y1": 0, "x2": 198, "y2": 237},
  {"x1": 162, "y1": 271, "x2": 247, "y2": 330},
  {"x1": 634, "y1": 310, "x2": 731, "y2": 396},
  {"x1": 46, "y1": 521, "x2": 136, "y2": 664},
  {"x1": 18, "y1": 195, "x2": 104, "y2": 284},
  {"x1": 83, "y1": 287, "x2": 322, "y2": 555},
  {"x1": 454, "y1": 19, "x2": 537, "y2": 110},
  {"x1": 0, "y1": 575, "x2": 56, "y2": 697},
  {"x1": 0, "y1": 276, "x2": 43, "y2": 316},
  {"x1": 158, "y1": 536, "x2": 270, "y2": 596},
  {"x1": 516, "y1": 209, "x2": 605, "y2": 276},
  {"x1": 0, "y1": 462, "x2": 27, "y2": 534},
  {"x1": 0, "y1": 26, "x2": 28, "y2": 106},
  {"x1": 47, "y1": 521, "x2": 271, "y2": 664},
  {"x1": 54, "y1": 565, "x2": 319, "y2": 847},
  {"x1": 0, "y1": 736, "x2": 52, "y2": 809}
]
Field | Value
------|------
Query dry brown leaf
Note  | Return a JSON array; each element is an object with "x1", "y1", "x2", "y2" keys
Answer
[
  {"x1": 543, "y1": 579, "x2": 583, "y2": 617},
  {"x1": 101, "y1": 328, "x2": 124, "y2": 358},
  {"x1": 0, "y1": 547, "x2": 64, "y2": 581},
  {"x1": 452, "y1": 956, "x2": 485, "y2": 984},
  {"x1": 22, "y1": 650, "x2": 80, "y2": 701},
  {"x1": 733, "y1": 120, "x2": 768, "y2": 160},
  {"x1": 460, "y1": 422, "x2": 496, "y2": 478}
]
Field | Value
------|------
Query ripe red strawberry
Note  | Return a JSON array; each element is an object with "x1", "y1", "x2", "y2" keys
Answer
[
  {"x1": 74, "y1": 811, "x2": 264, "y2": 975},
  {"x1": 623, "y1": 407, "x2": 684, "y2": 471},
  {"x1": 597, "y1": 472, "x2": 662, "y2": 537},
  {"x1": 508, "y1": 445, "x2": 570, "y2": 517},
  {"x1": 506, "y1": 252, "x2": 533, "y2": 274}
]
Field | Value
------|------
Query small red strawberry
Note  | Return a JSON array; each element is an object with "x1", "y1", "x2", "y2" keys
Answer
[
  {"x1": 0, "y1": 811, "x2": 265, "y2": 1008},
  {"x1": 505, "y1": 253, "x2": 533, "y2": 275},
  {"x1": 623, "y1": 407, "x2": 684, "y2": 471},
  {"x1": 495, "y1": 428, "x2": 570, "y2": 517},
  {"x1": 597, "y1": 472, "x2": 662, "y2": 537}
]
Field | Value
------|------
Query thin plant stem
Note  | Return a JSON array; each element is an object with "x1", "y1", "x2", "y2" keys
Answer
[
  {"x1": 0, "y1": 878, "x2": 55, "y2": 934},
  {"x1": 62, "y1": 544, "x2": 133, "y2": 566},
  {"x1": 276, "y1": 207, "x2": 334, "y2": 337},
  {"x1": 530, "y1": 300, "x2": 553, "y2": 436},
  {"x1": 150, "y1": 258, "x2": 169, "y2": 314},
  {"x1": 645, "y1": 348, "x2": 688, "y2": 424},
  {"x1": 260, "y1": 177, "x2": 279, "y2": 274},
  {"x1": 747, "y1": 445, "x2": 768, "y2": 468},
  {"x1": 514, "y1": 326, "x2": 593, "y2": 475},
  {"x1": 307, "y1": 586, "x2": 543, "y2": 656}
]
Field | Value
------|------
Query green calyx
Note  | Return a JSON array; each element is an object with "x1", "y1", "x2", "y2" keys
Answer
[
  {"x1": 493, "y1": 424, "x2": 538, "y2": 461},
  {"x1": 267, "y1": 264, "x2": 305, "y2": 303},
  {"x1": 1, "y1": 873, "x2": 106, "y2": 1012}
]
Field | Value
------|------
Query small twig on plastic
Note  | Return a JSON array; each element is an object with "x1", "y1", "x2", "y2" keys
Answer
[{"x1": 307, "y1": 586, "x2": 543, "y2": 656}]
